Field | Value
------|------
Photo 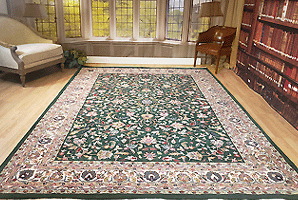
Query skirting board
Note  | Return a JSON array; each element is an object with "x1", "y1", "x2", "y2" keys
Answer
[{"x1": 86, "y1": 56, "x2": 198, "y2": 65}]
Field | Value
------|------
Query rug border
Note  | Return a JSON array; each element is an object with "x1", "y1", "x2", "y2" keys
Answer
[{"x1": 0, "y1": 66, "x2": 297, "y2": 199}]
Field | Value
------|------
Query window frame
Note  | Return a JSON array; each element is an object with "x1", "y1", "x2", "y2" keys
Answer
[{"x1": 54, "y1": 0, "x2": 208, "y2": 43}]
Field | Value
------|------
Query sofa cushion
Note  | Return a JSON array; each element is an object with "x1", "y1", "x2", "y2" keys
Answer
[{"x1": 16, "y1": 43, "x2": 63, "y2": 66}]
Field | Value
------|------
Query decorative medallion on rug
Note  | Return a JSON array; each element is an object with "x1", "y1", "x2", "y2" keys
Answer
[{"x1": 0, "y1": 67, "x2": 297, "y2": 199}]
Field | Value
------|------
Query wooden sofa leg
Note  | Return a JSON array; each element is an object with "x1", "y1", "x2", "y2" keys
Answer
[
  {"x1": 60, "y1": 63, "x2": 65, "y2": 72},
  {"x1": 20, "y1": 75, "x2": 25, "y2": 87}
]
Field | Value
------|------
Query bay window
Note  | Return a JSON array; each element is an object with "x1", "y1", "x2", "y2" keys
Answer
[{"x1": 35, "y1": 0, "x2": 216, "y2": 42}]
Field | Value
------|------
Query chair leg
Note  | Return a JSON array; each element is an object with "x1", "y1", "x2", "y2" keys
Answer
[
  {"x1": 215, "y1": 55, "x2": 220, "y2": 74},
  {"x1": 226, "y1": 55, "x2": 231, "y2": 63},
  {"x1": 20, "y1": 75, "x2": 26, "y2": 87},
  {"x1": 194, "y1": 50, "x2": 198, "y2": 67}
]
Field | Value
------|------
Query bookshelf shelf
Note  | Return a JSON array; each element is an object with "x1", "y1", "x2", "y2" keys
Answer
[
  {"x1": 248, "y1": 67, "x2": 298, "y2": 104},
  {"x1": 258, "y1": 16, "x2": 298, "y2": 31},
  {"x1": 236, "y1": 0, "x2": 298, "y2": 130},
  {"x1": 241, "y1": 24, "x2": 251, "y2": 31},
  {"x1": 244, "y1": 4, "x2": 255, "y2": 11},
  {"x1": 254, "y1": 42, "x2": 298, "y2": 67}
]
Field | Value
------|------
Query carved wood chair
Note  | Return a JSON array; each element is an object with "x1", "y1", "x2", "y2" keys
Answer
[{"x1": 194, "y1": 26, "x2": 237, "y2": 74}]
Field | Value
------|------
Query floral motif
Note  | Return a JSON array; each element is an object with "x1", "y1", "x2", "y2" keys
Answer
[
  {"x1": 186, "y1": 152, "x2": 203, "y2": 161},
  {"x1": 140, "y1": 135, "x2": 157, "y2": 146},
  {"x1": 17, "y1": 170, "x2": 35, "y2": 181},
  {"x1": 97, "y1": 150, "x2": 113, "y2": 160},
  {"x1": 144, "y1": 152, "x2": 157, "y2": 160},
  {"x1": 144, "y1": 171, "x2": 160, "y2": 182}
]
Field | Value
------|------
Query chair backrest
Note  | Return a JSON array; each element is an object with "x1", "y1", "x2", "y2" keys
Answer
[
  {"x1": 198, "y1": 26, "x2": 237, "y2": 47},
  {"x1": 0, "y1": 14, "x2": 52, "y2": 45}
]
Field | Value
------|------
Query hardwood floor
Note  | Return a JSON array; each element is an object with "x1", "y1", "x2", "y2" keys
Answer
[{"x1": 0, "y1": 62, "x2": 297, "y2": 168}]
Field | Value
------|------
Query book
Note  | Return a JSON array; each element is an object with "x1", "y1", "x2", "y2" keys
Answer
[
  {"x1": 282, "y1": 0, "x2": 289, "y2": 20},
  {"x1": 271, "y1": 0, "x2": 279, "y2": 17},
  {"x1": 285, "y1": 32, "x2": 295, "y2": 56},
  {"x1": 291, "y1": 33, "x2": 298, "y2": 58},
  {"x1": 283, "y1": 65, "x2": 293, "y2": 94},
  {"x1": 254, "y1": 21, "x2": 264, "y2": 42},
  {"x1": 242, "y1": 11, "x2": 253, "y2": 26},
  {"x1": 276, "y1": 0, "x2": 285, "y2": 19},
  {"x1": 239, "y1": 29, "x2": 250, "y2": 47},
  {"x1": 260, "y1": 24, "x2": 270, "y2": 44},
  {"x1": 280, "y1": 30, "x2": 289, "y2": 52},
  {"x1": 266, "y1": 26, "x2": 275, "y2": 46},
  {"x1": 293, "y1": 1, "x2": 298, "y2": 24}
]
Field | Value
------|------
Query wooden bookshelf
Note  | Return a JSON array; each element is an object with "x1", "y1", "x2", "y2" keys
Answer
[{"x1": 236, "y1": 0, "x2": 298, "y2": 130}]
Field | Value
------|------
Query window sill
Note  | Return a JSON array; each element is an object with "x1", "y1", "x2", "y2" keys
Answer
[{"x1": 61, "y1": 38, "x2": 196, "y2": 46}]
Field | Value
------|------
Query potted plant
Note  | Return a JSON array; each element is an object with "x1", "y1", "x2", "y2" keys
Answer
[{"x1": 64, "y1": 49, "x2": 87, "y2": 68}]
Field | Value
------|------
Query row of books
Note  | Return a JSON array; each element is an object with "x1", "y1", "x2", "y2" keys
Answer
[
  {"x1": 252, "y1": 49, "x2": 298, "y2": 98},
  {"x1": 237, "y1": 48, "x2": 298, "y2": 99},
  {"x1": 249, "y1": 61, "x2": 282, "y2": 87},
  {"x1": 254, "y1": 22, "x2": 298, "y2": 62},
  {"x1": 260, "y1": 0, "x2": 298, "y2": 24},
  {"x1": 253, "y1": 48, "x2": 285, "y2": 71}
]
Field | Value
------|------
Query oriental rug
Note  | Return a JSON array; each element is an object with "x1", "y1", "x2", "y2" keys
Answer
[{"x1": 0, "y1": 67, "x2": 298, "y2": 199}]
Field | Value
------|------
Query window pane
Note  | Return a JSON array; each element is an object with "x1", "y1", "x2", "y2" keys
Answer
[
  {"x1": 35, "y1": 0, "x2": 57, "y2": 39},
  {"x1": 139, "y1": 0, "x2": 157, "y2": 38},
  {"x1": 189, "y1": 0, "x2": 211, "y2": 41},
  {"x1": 116, "y1": 0, "x2": 133, "y2": 38},
  {"x1": 92, "y1": 0, "x2": 110, "y2": 37},
  {"x1": 63, "y1": 0, "x2": 81, "y2": 38},
  {"x1": 166, "y1": 0, "x2": 184, "y2": 41}
]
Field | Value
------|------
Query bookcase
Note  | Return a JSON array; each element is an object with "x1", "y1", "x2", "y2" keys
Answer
[{"x1": 236, "y1": 0, "x2": 298, "y2": 130}]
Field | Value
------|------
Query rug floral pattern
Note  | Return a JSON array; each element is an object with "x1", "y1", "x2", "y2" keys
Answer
[
  {"x1": 56, "y1": 73, "x2": 243, "y2": 163},
  {"x1": 0, "y1": 67, "x2": 297, "y2": 198}
]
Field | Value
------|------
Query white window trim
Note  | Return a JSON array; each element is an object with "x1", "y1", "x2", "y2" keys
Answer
[{"x1": 56, "y1": 0, "x2": 194, "y2": 44}]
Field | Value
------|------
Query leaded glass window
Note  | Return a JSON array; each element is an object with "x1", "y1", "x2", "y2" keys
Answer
[
  {"x1": 35, "y1": 0, "x2": 57, "y2": 39},
  {"x1": 139, "y1": 0, "x2": 157, "y2": 38},
  {"x1": 188, "y1": 0, "x2": 212, "y2": 41},
  {"x1": 63, "y1": 0, "x2": 81, "y2": 38},
  {"x1": 92, "y1": 0, "x2": 110, "y2": 37},
  {"x1": 166, "y1": 0, "x2": 184, "y2": 40},
  {"x1": 116, "y1": 0, "x2": 133, "y2": 38}
]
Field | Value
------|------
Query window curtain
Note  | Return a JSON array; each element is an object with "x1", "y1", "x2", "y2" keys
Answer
[{"x1": 224, "y1": 0, "x2": 245, "y2": 69}]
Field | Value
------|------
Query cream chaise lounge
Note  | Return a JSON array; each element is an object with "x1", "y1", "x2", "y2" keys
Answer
[{"x1": 0, "y1": 14, "x2": 65, "y2": 86}]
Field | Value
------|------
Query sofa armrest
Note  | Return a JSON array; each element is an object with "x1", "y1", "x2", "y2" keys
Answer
[{"x1": 0, "y1": 41, "x2": 24, "y2": 70}]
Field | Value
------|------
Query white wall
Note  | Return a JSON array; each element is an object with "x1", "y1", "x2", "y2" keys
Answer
[{"x1": 0, "y1": 0, "x2": 8, "y2": 14}]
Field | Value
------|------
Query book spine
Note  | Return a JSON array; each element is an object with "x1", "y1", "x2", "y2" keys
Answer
[
  {"x1": 281, "y1": 0, "x2": 289, "y2": 21},
  {"x1": 255, "y1": 21, "x2": 264, "y2": 42},
  {"x1": 291, "y1": 33, "x2": 298, "y2": 60},
  {"x1": 293, "y1": 2, "x2": 298, "y2": 24},
  {"x1": 276, "y1": 0, "x2": 285, "y2": 19}
]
